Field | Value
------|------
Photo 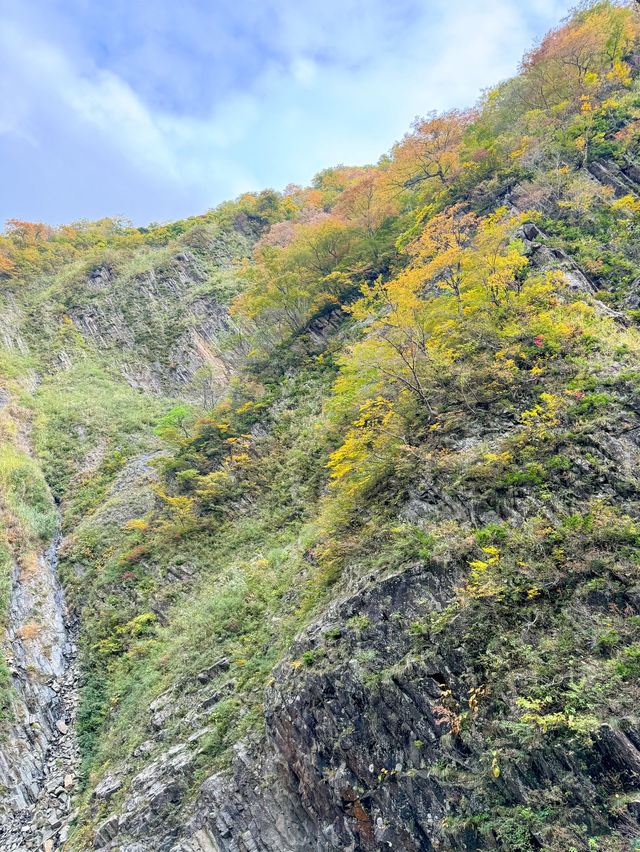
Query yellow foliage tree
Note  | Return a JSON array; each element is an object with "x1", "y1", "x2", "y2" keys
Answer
[{"x1": 389, "y1": 109, "x2": 475, "y2": 195}]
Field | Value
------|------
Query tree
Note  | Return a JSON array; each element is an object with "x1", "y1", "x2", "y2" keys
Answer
[
  {"x1": 232, "y1": 218, "x2": 354, "y2": 343},
  {"x1": 465, "y1": 209, "x2": 529, "y2": 306},
  {"x1": 519, "y1": 3, "x2": 638, "y2": 110},
  {"x1": 232, "y1": 244, "x2": 310, "y2": 339},
  {"x1": 405, "y1": 205, "x2": 479, "y2": 313},
  {"x1": 389, "y1": 109, "x2": 475, "y2": 195},
  {"x1": 5, "y1": 220, "x2": 51, "y2": 243},
  {"x1": 154, "y1": 405, "x2": 195, "y2": 444},
  {"x1": 153, "y1": 487, "x2": 199, "y2": 535},
  {"x1": 334, "y1": 170, "x2": 395, "y2": 234},
  {"x1": 337, "y1": 207, "x2": 533, "y2": 430},
  {"x1": 187, "y1": 365, "x2": 227, "y2": 412},
  {"x1": 0, "y1": 252, "x2": 15, "y2": 277},
  {"x1": 333, "y1": 169, "x2": 398, "y2": 260}
]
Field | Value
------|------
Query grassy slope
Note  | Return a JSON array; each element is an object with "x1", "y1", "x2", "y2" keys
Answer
[
  {"x1": 0, "y1": 348, "x2": 58, "y2": 717},
  {"x1": 1, "y1": 4, "x2": 640, "y2": 849}
]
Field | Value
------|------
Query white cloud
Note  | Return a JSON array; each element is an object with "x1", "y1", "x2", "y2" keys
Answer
[{"x1": 0, "y1": 0, "x2": 573, "y2": 224}]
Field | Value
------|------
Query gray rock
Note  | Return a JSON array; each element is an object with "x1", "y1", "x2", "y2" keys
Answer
[
  {"x1": 0, "y1": 529, "x2": 81, "y2": 849},
  {"x1": 94, "y1": 813, "x2": 121, "y2": 848},
  {"x1": 93, "y1": 772, "x2": 123, "y2": 802},
  {"x1": 196, "y1": 657, "x2": 230, "y2": 685}
]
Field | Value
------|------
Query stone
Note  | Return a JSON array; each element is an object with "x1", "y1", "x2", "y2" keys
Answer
[
  {"x1": 0, "y1": 535, "x2": 81, "y2": 850},
  {"x1": 133, "y1": 740, "x2": 154, "y2": 758},
  {"x1": 93, "y1": 813, "x2": 121, "y2": 848},
  {"x1": 587, "y1": 159, "x2": 636, "y2": 197},
  {"x1": 92, "y1": 772, "x2": 121, "y2": 801},
  {"x1": 196, "y1": 657, "x2": 230, "y2": 684}
]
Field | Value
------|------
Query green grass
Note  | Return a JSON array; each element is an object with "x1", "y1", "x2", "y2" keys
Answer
[
  {"x1": 32, "y1": 358, "x2": 171, "y2": 505},
  {"x1": 3, "y1": 22, "x2": 640, "y2": 848},
  {"x1": 0, "y1": 391, "x2": 58, "y2": 719}
]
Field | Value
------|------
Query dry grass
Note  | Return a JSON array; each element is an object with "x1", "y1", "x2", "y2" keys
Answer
[
  {"x1": 17, "y1": 621, "x2": 42, "y2": 641},
  {"x1": 19, "y1": 550, "x2": 39, "y2": 580}
]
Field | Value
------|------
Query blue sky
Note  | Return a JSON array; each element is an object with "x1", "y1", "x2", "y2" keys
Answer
[{"x1": 1, "y1": 0, "x2": 573, "y2": 226}]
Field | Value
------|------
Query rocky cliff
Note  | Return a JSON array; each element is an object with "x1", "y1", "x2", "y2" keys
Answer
[{"x1": 3, "y1": 5, "x2": 640, "y2": 851}]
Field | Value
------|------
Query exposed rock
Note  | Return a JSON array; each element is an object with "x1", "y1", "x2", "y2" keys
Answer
[
  {"x1": 66, "y1": 253, "x2": 232, "y2": 400},
  {"x1": 94, "y1": 814, "x2": 121, "y2": 848},
  {"x1": 196, "y1": 657, "x2": 231, "y2": 685},
  {"x1": 623, "y1": 276, "x2": 640, "y2": 310},
  {"x1": 92, "y1": 773, "x2": 123, "y2": 802},
  {"x1": 587, "y1": 159, "x2": 640, "y2": 198},
  {"x1": 516, "y1": 220, "x2": 629, "y2": 323},
  {"x1": 0, "y1": 534, "x2": 81, "y2": 851},
  {"x1": 516, "y1": 221, "x2": 596, "y2": 294}
]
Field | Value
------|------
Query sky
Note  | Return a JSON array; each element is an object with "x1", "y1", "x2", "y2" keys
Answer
[{"x1": 0, "y1": 0, "x2": 574, "y2": 227}]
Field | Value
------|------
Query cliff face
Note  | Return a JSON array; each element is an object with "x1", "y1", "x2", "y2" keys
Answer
[
  {"x1": 71, "y1": 308, "x2": 640, "y2": 852},
  {"x1": 0, "y1": 222, "x2": 248, "y2": 847},
  {"x1": 0, "y1": 538, "x2": 80, "y2": 852},
  {"x1": 3, "y1": 5, "x2": 640, "y2": 851}
]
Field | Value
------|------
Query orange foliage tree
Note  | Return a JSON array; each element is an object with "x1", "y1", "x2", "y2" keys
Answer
[{"x1": 389, "y1": 108, "x2": 475, "y2": 194}]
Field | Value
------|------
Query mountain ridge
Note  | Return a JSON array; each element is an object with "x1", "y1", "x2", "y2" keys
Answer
[{"x1": 2, "y1": 3, "x2": 640, "y2": 850}]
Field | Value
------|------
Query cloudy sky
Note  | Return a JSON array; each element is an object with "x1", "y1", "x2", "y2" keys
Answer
[{"x1": 1, "y1": 0, "x2": 573, "y2": 226}]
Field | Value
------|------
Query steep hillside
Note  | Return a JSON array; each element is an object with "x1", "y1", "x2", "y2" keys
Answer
[{"x1": 3, "y1": 3, "x2": 640, "y2": 851}]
